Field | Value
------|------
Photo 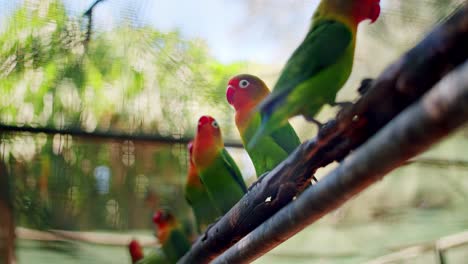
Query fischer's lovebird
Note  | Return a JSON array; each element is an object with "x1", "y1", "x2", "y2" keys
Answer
[
  {"x1": 227, "y1": 74, "x2": 301, "y2": 176},
  {"x1": 152, "y1": 210, "x2": 190, "y2": 264},
  {"x1": 184, "y1": 141, "x2": 221, "y2": 233},
  {"x1": 249, "y1": 0, "x2": 381, "y2": 148},
  {"x1": 128, "y1": 239, "x2": 169, "y2": 264},
  {"x1": 192, "y1": 115, "x2": 247, "y2": 214}
]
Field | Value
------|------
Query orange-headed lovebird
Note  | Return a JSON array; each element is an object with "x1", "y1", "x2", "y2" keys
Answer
[
  {"x1": 227, "y1": 74, "x2": 301, "y2": 177},
  {"x1": 152, "y1": 210, "x2": 190, "y2": 263},
  {"x1": 192, "y1": 116, "x2": 247, "y2": 214},
  {"x1": 184, "y1": 141, "x2": 221, "y2": 233},
  {"x1": 128, "y1": 239, "x2": 168, "y2": 264}
]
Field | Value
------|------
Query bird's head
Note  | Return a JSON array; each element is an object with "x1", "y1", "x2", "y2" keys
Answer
[
  {"x1": 128, "y1": 239, "x2": 144, "y2": 263},
  {"x1": 196, "y1": 115, "x2": 222, "y2": 146},
  {"x1": 193, "y1": 115, "x2": 223, "y2": 167},
  {"x1": 152, "y1": 210, "x2": 177, "y2": 243},
  {"x1": 152, "y1": 210, "x2": 175, "y2": 230},
  {"x1": 319, "y1": 0, "x2": 381, "y2": 25},
  {"x1": 353, "y1": 0, "x2": 380, "y2": 24},
  {"x1": 226, "y1": 74, "x2": 270, "y2": 112}
]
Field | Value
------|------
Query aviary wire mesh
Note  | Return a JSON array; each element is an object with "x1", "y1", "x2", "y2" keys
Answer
[{"x1": 0, "y1": 0, "x2": 467, "y2": 263}]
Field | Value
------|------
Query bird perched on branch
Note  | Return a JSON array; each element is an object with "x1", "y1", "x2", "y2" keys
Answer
[
  {"x1": 152, "y1": 210, "x2": 190, "y2": 264},
  {"x1": 192, "y1": 115, "x2": 247, "y2": 214},
  {"x1": 184, "y1": 140, "x2": 221, "y2": 233},
  {"x1": 249, "y1": 0, "x2": 381, "y2": 148},
  {"x1": 227, "y1": 74, "x2": 301, "y2": 177},
  {"x1": 128, "y1": 239, "x2": 168, "y2": 264}
]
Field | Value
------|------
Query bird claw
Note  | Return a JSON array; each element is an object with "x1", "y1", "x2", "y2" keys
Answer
[
  {"x1": 248, "y1": 171, "x2": 269, "y2": 192},
  {"x1": 311, "y1": 175, "x2": 318, "y2": 183},
  {"x1": 330, "y1": 101, "x2": 354, "y2": 108},
  {"x1": 201, "y1": 218, "x2": 221, "y2": 241},
  {"x1": 303, "y1": 115, "x2": 323, "y2": 129},
  {"x1": 358, "y1": 78, "x2": 374, "y2": 95}
]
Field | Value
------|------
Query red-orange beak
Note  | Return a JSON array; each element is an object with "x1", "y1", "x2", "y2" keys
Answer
[
  {"x1": 369, "y1": 1, "x2": 381, "y2": 23},
  {"x1": 226, "y1": 85, "x2": 235, "y2": 105}
]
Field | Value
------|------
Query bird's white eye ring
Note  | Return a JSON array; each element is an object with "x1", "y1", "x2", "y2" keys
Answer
[
  {"x1": 239, "y1": 80, "x2": 250, "y2": 88},
  {"x1": 211, "y1": 120, "x2": 218, "y2": 128}
]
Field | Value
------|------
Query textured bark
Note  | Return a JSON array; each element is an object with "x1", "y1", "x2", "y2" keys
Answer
[
  {"x1": 179, "y1": 5, "x2": 468, "y2": 263},
  {"x1": 213, "y1": 60, "x2": 468, "y2": 263}
]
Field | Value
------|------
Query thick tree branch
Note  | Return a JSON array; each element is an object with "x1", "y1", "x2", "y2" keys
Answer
[
  {"x1": 212, "y1": 60, "x2": 468, "y2": 263},
  {"x1": 179, "y1": 5, "x2": 468, "y2": 263}
]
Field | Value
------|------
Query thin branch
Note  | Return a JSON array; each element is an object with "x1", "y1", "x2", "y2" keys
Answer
[
  {"x1": 16, "y1": 227, "x2": 158, "y2": 247},
  {"x1": 83, "y1": 0, "x2": 107, "y2": 48},
  {"x1": 83, "y1": 0, "x2": 106, "y2": 17},
  {"x1": 0, "y1": 124, "x2": 244, "y2": 148},
  {"x1": 410, "y1": 158, "x2": 468, "y2": 169},
  {"x1": 212, "y1": 58, "x2": 468, "y2": 264},
  {"x1": 179, "y1": 5, "x2": 468, "y2": 263},
  {"x1": 364, "y1": 230, "x2": 468, "y2": 264}
]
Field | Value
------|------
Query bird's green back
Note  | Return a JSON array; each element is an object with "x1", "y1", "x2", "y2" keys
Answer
[
  {"x1": 261, "y1": 20, "x2": 353, "y2": 119},
  {"x1": 242, "y1": 112, "x2": 300, "y2": 176},
  {"x1": 136, "y1": 249, "x2": 169, "y2": 264},
  {"x1": 162, "y1": 229, "x2": 191, "y2": 264},
  {"x1": 270, "y1": 122, "x2": 301, "y2": 153},
  {"x1": 198, "y1": 151, "x2": 247, "y2": 214},
  {"x1": 185, "y1": 184, "x2": 221, "y2": 232}
]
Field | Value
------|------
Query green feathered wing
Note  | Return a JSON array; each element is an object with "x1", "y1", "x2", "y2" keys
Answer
[
  {"x1": 242, "y1": 112, "x2": 301, "y2": 176},
  {"x1": 249, "y1": 20, "x2": 354, "y2": 148},
  {"x1": 161, "y1": 229, "x2": 191, "y2": 264},
  {"x1": 185, "y1": 183, "x2": 221, "y2": 233},
  {"x1": 198, "y1": 149, "x2": 247, "y2": 214},
  {"x1": 135, "y1": 249, "x2": 169, "y2": 264}
]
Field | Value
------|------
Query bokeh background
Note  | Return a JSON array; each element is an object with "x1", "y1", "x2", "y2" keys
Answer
[{"x1": 0, "y1": 0, "x2": 467, "y2": 263}]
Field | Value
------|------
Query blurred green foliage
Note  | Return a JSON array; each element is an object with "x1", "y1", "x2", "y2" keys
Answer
[{"x1": 0, "y1": 0, "x2": 247, "y2": 233}]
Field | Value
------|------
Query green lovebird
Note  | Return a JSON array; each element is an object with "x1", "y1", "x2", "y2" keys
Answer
[
  {"x1": 192, "y1": 115, "x2": 247, "y2": 214},
  {"x1": 249, "y1": 0, "x2": 381, "y2": 148},
  {"x1": 226, "y1": 74, "x2": 301, "y2": 177},
  {"x1": 184, "y1": 140, "x2": 221, "y2": 233},
  {"x1": 136, "y1": 250, "x2": 168, "y2": 264},
  {"x1": 128, "y1": 239, "x2": 169, "y2": 264},
  {"x1": 152, "y1": 210, "x2": 191, "y2": 264}
]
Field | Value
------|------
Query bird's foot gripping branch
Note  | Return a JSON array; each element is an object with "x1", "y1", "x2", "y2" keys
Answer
[{"x1": 179, "y1": 4, "x2": 468, "y2": 264}]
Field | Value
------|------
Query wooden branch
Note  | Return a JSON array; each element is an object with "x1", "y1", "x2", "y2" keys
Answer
[
  {"x1": 364, "y1": 230, "x2": 468, "y2": 264},
  {"x1": 179, "y1": 5, "x2": 468, "y2": 263},
  {"x1": 0, "y1": 124, "x2": 243, "y2": 148},
  {"x1": 410, "y1": 158, "x2": 468, "y2": 169},
  {"x1": 212, "y1": 58, "x2": 468, "y2": 263},
  {"x1": 83, "y1": 0, "x2": 106, "y2": 17},
  {"x1": 16, "y1": 227, "x2": 158, "y2": 247}
]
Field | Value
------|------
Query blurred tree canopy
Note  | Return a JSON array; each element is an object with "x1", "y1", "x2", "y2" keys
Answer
[
  {"x1": 0, "y1": 0, "x2": 247, "y2": 231},
  {"x1": 0, "y1": 0, "x2": 245, "y2": 137}
]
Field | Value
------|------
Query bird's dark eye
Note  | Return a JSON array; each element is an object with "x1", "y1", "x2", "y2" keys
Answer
[
  {"x1": 211, "y1": 120, "x2": 218, "y2": 128},
  {"x1": 239, "y1": 80, "x2": 250, "y2": 88}
]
